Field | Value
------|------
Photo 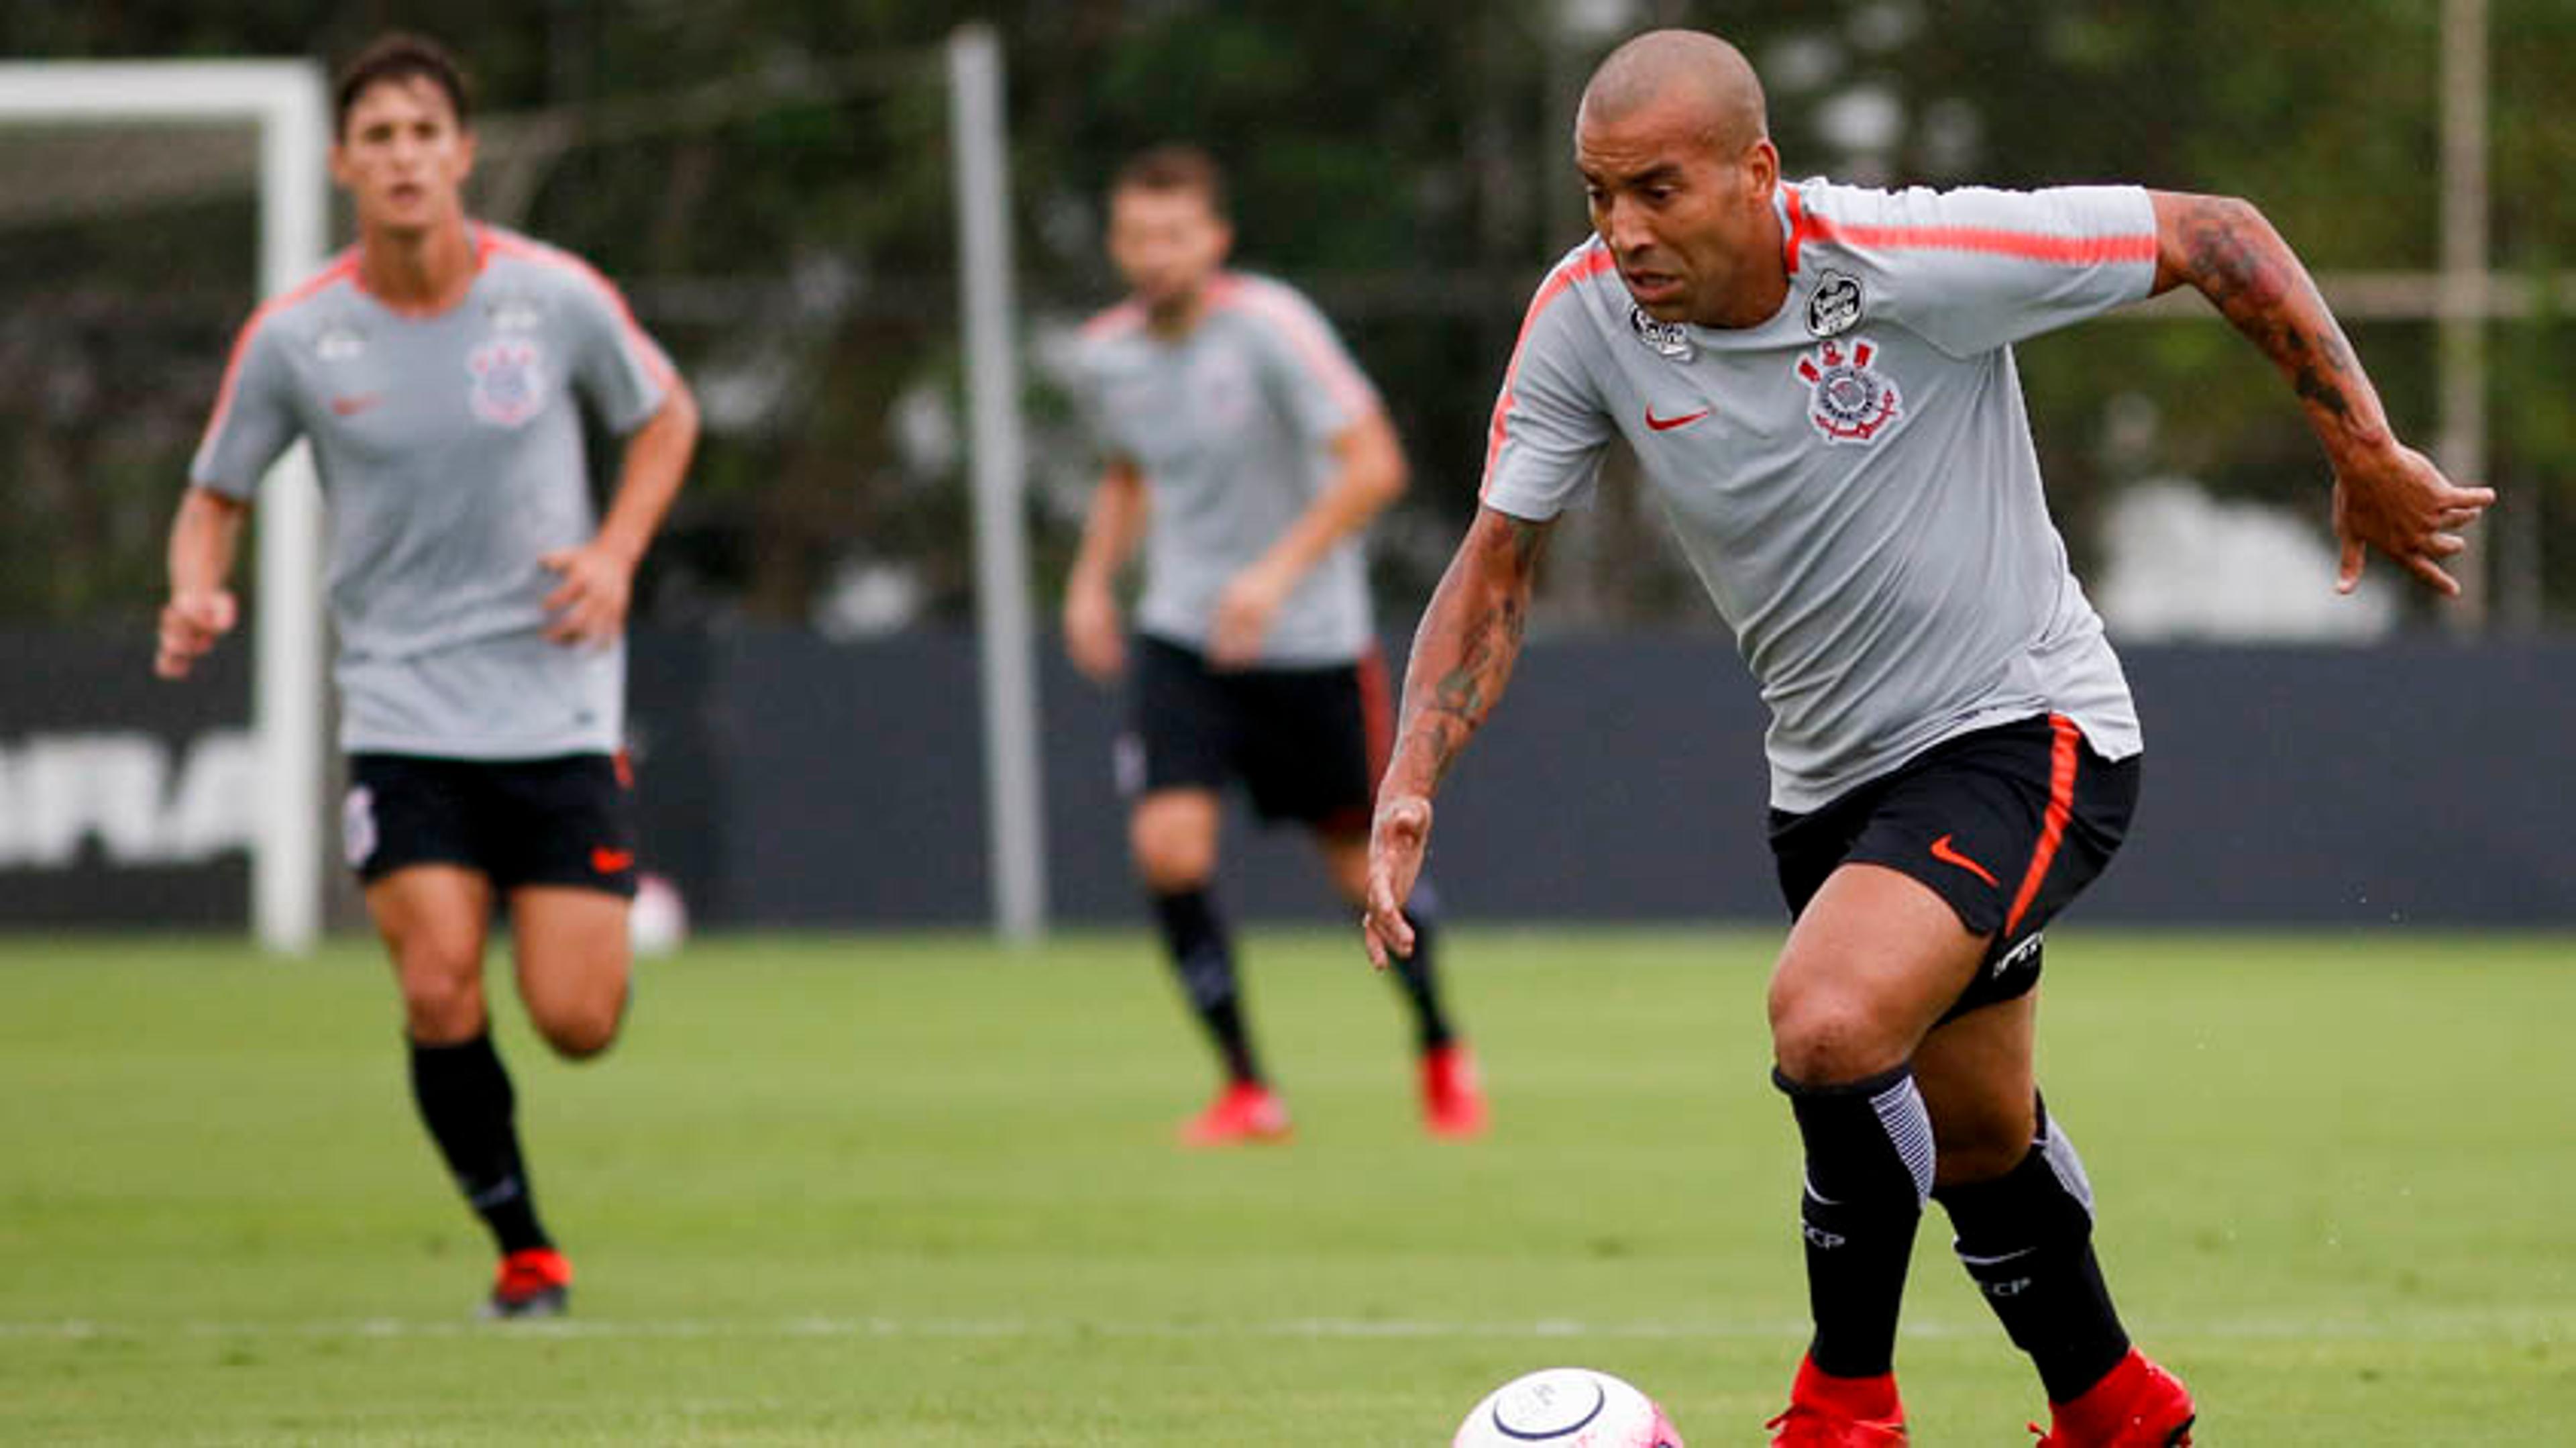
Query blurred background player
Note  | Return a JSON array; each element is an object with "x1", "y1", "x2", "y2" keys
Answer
[
  {"x1": 155, "y1": 33, "x2": 700, "y2": 1316},
  {"x1": 1063, "y1": 144, "x2": 1483, "y2": 1146},
  {"x1": 1363, "y1": 28, "x2": 2491, "y2": 1447}
]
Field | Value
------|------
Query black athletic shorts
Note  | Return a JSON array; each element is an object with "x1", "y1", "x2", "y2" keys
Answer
[
  {"x1": 1120, "y1": 633, "x2": 1390, "y2": 833},
  {"x1": 343, "y1": 752, "x2": 640, "y2": 898},
  {"x1": 1768, "y1": 714, "x2": 2139, "y2": 1021}
]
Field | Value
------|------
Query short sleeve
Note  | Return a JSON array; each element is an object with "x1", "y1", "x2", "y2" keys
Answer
[
  {"x1": 556, "y1": 262, "x2": 674, "y2": 434},
  {"x1": 1236, "y1": 279, "x2": 1379, "y2": 443},
  {"x1": 1800, "y1": 183, "x2": 2157, "y2": 358},
  {"x1": 189, "y1": 315, "x2": 301, "y2": 498},
  {"x1": 1478, "y1": 268, "x2": 1613, "y2": 521}
]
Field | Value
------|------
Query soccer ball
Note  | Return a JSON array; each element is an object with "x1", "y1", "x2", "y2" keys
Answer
[
  {"x1": 629, "y1": 872, "x2": 689, "y2": 958},
  {"x1": 1453, "y1": 1367, "x2": 1684, "y2": 1448}
]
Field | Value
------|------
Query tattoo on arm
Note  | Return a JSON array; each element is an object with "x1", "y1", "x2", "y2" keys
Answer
[
  {"x1": 2170, "y1": 195, "x2": 2377, "y2": 440},
  {"x1": 1392, "y1": 513, "x2": 1548, "y2": 794}
]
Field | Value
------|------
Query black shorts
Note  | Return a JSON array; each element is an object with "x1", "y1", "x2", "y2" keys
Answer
[
  {"x1": 1768, "y1": 715, "x2": 2139, "y2": 1021},
  {"x1": 1120, "y1": 633, "x2": 1389, "y2": 833},
  {"x1": 343, "y1": 752, "x2": 640, "y2": 898}
]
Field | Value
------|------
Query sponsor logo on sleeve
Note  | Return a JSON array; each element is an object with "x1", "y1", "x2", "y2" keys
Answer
[
  {"x1": 1794, "y1": 338, "x2": 1901, "y2": 445},
  {"x1": 1806, "y1": 269, "x2": 1864, "y2": 338},
  {"x1": 467, "y1": 339, "x2": 548, "y2": 427},
  {"x1": 1627, "y1": 304, "x2": 1696, "y2": 363}
]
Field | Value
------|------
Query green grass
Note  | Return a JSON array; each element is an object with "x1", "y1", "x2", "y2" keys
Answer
[{"x1": 3, "y1": 928, "x2": 2573, "y2": 1443}]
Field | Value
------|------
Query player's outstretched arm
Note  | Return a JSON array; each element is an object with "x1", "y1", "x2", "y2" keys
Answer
[
  {"x1": 155, "y1": 486, "x2": 249, "y2": 680},
  {"x1": 1210, "y1": 409, "x2": 1408, "y2": 665},
  {"x1": 1362, "y1": 505, "x2": 1551, "y2": 967},
  {"x1": 542, "y1": 380, "x2": 701, "y2": 645},
  {"x1": 1065, "y1": 460, "x2": 1149, "y2": 682},
  {"x1": 2148, "y1": 191, "x2": 2495, "y2": 596}
]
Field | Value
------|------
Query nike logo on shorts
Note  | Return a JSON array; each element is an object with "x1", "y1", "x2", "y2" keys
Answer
[
  {"x1": 592, "y1": 846, "x2": 635, "y2": 874},
  {"x1": 1929, "y1": 833, "x2": 1998, "y2": 888}
]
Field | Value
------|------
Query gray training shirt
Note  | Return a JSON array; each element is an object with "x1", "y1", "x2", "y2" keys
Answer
[
  {"x1": 1073, "y1": 272, "x2": 1380, "y2": 666},
  {"x1": 191, "y1": 223, "x2": 674, "y2": 759},
  {"x1": 1481, "y1": 179, "x2": 2155, "y2": 812}
]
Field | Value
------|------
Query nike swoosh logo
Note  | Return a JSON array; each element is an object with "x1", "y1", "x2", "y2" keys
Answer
[
  {"x1": 329, "y1": 393, "x2": 382, "y2": 417},
  {"x1": 592, "y1": 847, "x2": 636, "y2": 874},
  {"x1": 1929, "y1": 834, "x2": 1998, "y2": 888},
  {"x1": 1644, "y1": 405, "x2": 1711, "y2": 431}
]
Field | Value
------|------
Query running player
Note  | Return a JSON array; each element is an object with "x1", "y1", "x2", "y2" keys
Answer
[
  {"x1": 155, "y1": 34, "x2": 699, "y2": 1318},
  {"x1": 1360, "y1": 30, "x2": 2490, "y2": 1447},
  {"x1": 1065, "y1": 144, "x2": 1484, "y2": 1145}
]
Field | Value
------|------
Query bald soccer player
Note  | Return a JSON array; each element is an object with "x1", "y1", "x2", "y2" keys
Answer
[
  {"x1": 158, "y1": 34, "x2": 698, "y2": 1318},
  {"x1": 1360, "y1": 29, "x2": 2490, "y2": 1447},
  {"x1": 1065, "y1": 145, "x2": 1485, "y2": 1146}
]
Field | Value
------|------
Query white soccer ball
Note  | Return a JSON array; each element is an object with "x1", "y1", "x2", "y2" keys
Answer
[
  {"x1": 1454, "y1": 1367, "x2": 1684, "y2": 1448},
  {"x1": 629, "y1": 872, "x2": 688, "y2": 958}
]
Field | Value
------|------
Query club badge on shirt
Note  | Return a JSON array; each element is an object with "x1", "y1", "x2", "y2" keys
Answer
[
  {"x1": 1794, "y1": 337, "x2": 1901, "y2": 445},
  {"x1": 467, "y1": 338, "x2": 547, "y2": 428},
  {"x1": 1806, "y1": 270, "x2": 1864, "y2": 338},
  {"x1": 1628, "y1": 304, "x2": 1695, "y2": 363}
]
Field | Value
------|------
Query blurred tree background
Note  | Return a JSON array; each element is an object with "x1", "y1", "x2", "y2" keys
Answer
[{"x1": 1, "y1": 0, "x2": 2565, "y2": 641}]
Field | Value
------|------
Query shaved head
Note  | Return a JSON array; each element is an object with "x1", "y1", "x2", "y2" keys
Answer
[{"x1": 1578, "y1": 28, "x2": 1768, "y2": 154}]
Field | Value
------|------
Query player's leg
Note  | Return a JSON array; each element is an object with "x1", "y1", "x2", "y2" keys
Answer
[
  {"x1": 510, "y1": 886, "x2": 631, "y2": 1059},
  {"x1": 1313, "y1": 829, "x2": 1484, "y2": 1136},
  {"x1": 350, "y1": 756, "x2": 565, "y2": 1312},
  {"x1": 1765, "y1": 860, "x2": 1987, "y2": 1442}
]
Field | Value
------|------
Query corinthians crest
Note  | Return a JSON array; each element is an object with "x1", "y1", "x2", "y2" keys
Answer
[
  {"x1": 1794, "y1": 338, "x2": 1900, "y2": 445},
  {"x1": 467, "y1": 338, "x2": 547, "y2": 427}
]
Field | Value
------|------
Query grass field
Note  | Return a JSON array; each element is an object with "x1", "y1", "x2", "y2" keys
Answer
[{"x1": 3, "y1": 927, "x2": 2573, "y2": 1444}]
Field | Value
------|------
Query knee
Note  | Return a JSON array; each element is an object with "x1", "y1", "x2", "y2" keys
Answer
[
  {"x1": 531, "y1": 994, "x2": 623, "y2": 1061},
  {"x1": 1131, "y1": 815, "x2": 1215, "y2": 892},
  {"x1": 1768, "y1": 976, "x2": 1909, "y2": 1086},
  {"x1": 396, "y1": 941, "x2": 487, "y2": 1043}
]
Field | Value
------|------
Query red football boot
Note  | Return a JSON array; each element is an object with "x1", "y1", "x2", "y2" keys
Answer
[
  {"x1": 481, "y1": 1246, "x2": 572, "y2": 1320},
  {"x1": 1420, "y1": 1041, "x2": 1489, "y2": 1139},
  {"x1": 1766, "y1": 1355, "x2": 1909, "y2": 1446},
  {"x1": 1179, "y1": 1080, "x2": 1291, "y2": 1147},
  {"x1": 2032, "y1": 1349, "x2": 2196, "y2": 1447}
]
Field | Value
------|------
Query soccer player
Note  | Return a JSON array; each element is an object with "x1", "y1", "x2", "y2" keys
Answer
[
  {"x1": 154, "y1": 34, "x2": 699, "y2": 1318},
  {"x1": 1065, "y1": 145, "x2": 1485, "y2": 1145},
  {"x1": 1361, "y1": 30, "x2": 2491, "y2": 1447}
]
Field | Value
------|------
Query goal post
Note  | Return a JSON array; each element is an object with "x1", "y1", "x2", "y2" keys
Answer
[{"x1": 0, "y1": 60, "x2": 330, "y2": 953}]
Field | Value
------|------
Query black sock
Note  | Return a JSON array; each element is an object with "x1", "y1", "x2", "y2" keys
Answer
[
  {"x1": 1150, "y1": 886, "x2": 1260, "y2": 1084},
  {"x1": 409, "y1": 1033, "x2": 551, "y2": 1255},
  {"x1": 1778, "y1": 1062, "x2": 1933, "y2": 1380},
  {"x1": 1934, "y1": 1096, "x2": 2131, "y2": 1403},
  {"x1": 1385, "y1": 879, "x2": 1456, "y2": 1051}
]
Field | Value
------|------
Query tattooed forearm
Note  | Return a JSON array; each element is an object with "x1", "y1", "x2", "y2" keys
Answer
[
  {"x1": 2160, "y1": 193, "x2": 2384, "y2": 448},
  {"x1": 1385, "y1": 512, "x2": 1548, "y2": 797}
]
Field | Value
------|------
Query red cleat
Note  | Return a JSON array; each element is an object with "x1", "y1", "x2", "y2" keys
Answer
[
  {"x1": 1766, "y1": 1355, "x2": 1909, "y2": 1446},
  {"x1": 1179, "y1": 1080, "x2": 1291, "y2": 1147},
  {"x1": 481, "y1": 1246, "x2": 572, "y2": 1320},
  {"x1": 2031, "y1": 1349, "x2": 2196, "y2": 1447},
  {"x1": 1421, "y1": 1041, "x2": 1489, "y2": 1139}
]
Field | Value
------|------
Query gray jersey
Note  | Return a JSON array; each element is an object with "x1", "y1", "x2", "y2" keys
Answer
[
  {"x1": 1483, "y1": 179, "x2": 2155, "y2": 811},
  {"x1": 192, "y1": 223, "x2": 673, "y2": 758},
  {"x1": 1073, "y1": 272, "x2": 1379, "y2": 665}
]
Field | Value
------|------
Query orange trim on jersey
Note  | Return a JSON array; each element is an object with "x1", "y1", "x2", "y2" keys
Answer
[
  {"x1": 2003, "y1": 715, "x2": 2084, "y2": 937},
  {"x1": 1796, "y1": 198, "x2": 2156, "y2": 270},
  {"x1": 1080, "y1": 299, "x2": 1146, "y2": 340},
  {"x1": 1481, "y1": 240, "x2": 1618, "y2": 497},
  {"x1": 480, "y1": 225, "x2": 680, "y2": 393},
  {"x1": 196, "y1": 252, "x2": 364, "y2": 464},
  {"x1": 1782, "y1": 183, "x2": 1812, "y2": 275},
  {"x1": 1356, "y1": 645, "x2": 1395, "y2": 799},
  {"x1": 1211, "y1": 274, "x2": 1377, "y2": 420}
]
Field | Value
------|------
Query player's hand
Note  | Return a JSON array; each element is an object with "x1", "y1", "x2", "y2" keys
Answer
[
  {"x1": 2330, "y1": 442, "x2": 2496, "y2": 597},
  {"x1": 1063, "y1": 582, "x2": 1126, "y2": 683},
  {"x1": 154, "y1": 588, "x2": 237, "y2": 680},
  {"x1": 1209, "y1": 563, "x2": 1291, "y2": 668},
  {"x1": 1362, "y1": 792, "x2": 1434, "y2": 970},
  {"x1": 539, "y1": 542, "x2": 636, "y2": 646}
]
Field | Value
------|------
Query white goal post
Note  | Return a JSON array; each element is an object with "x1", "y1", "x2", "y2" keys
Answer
[{"x1": 0, "y1": 61, "x2": 330, "y2": 953}]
